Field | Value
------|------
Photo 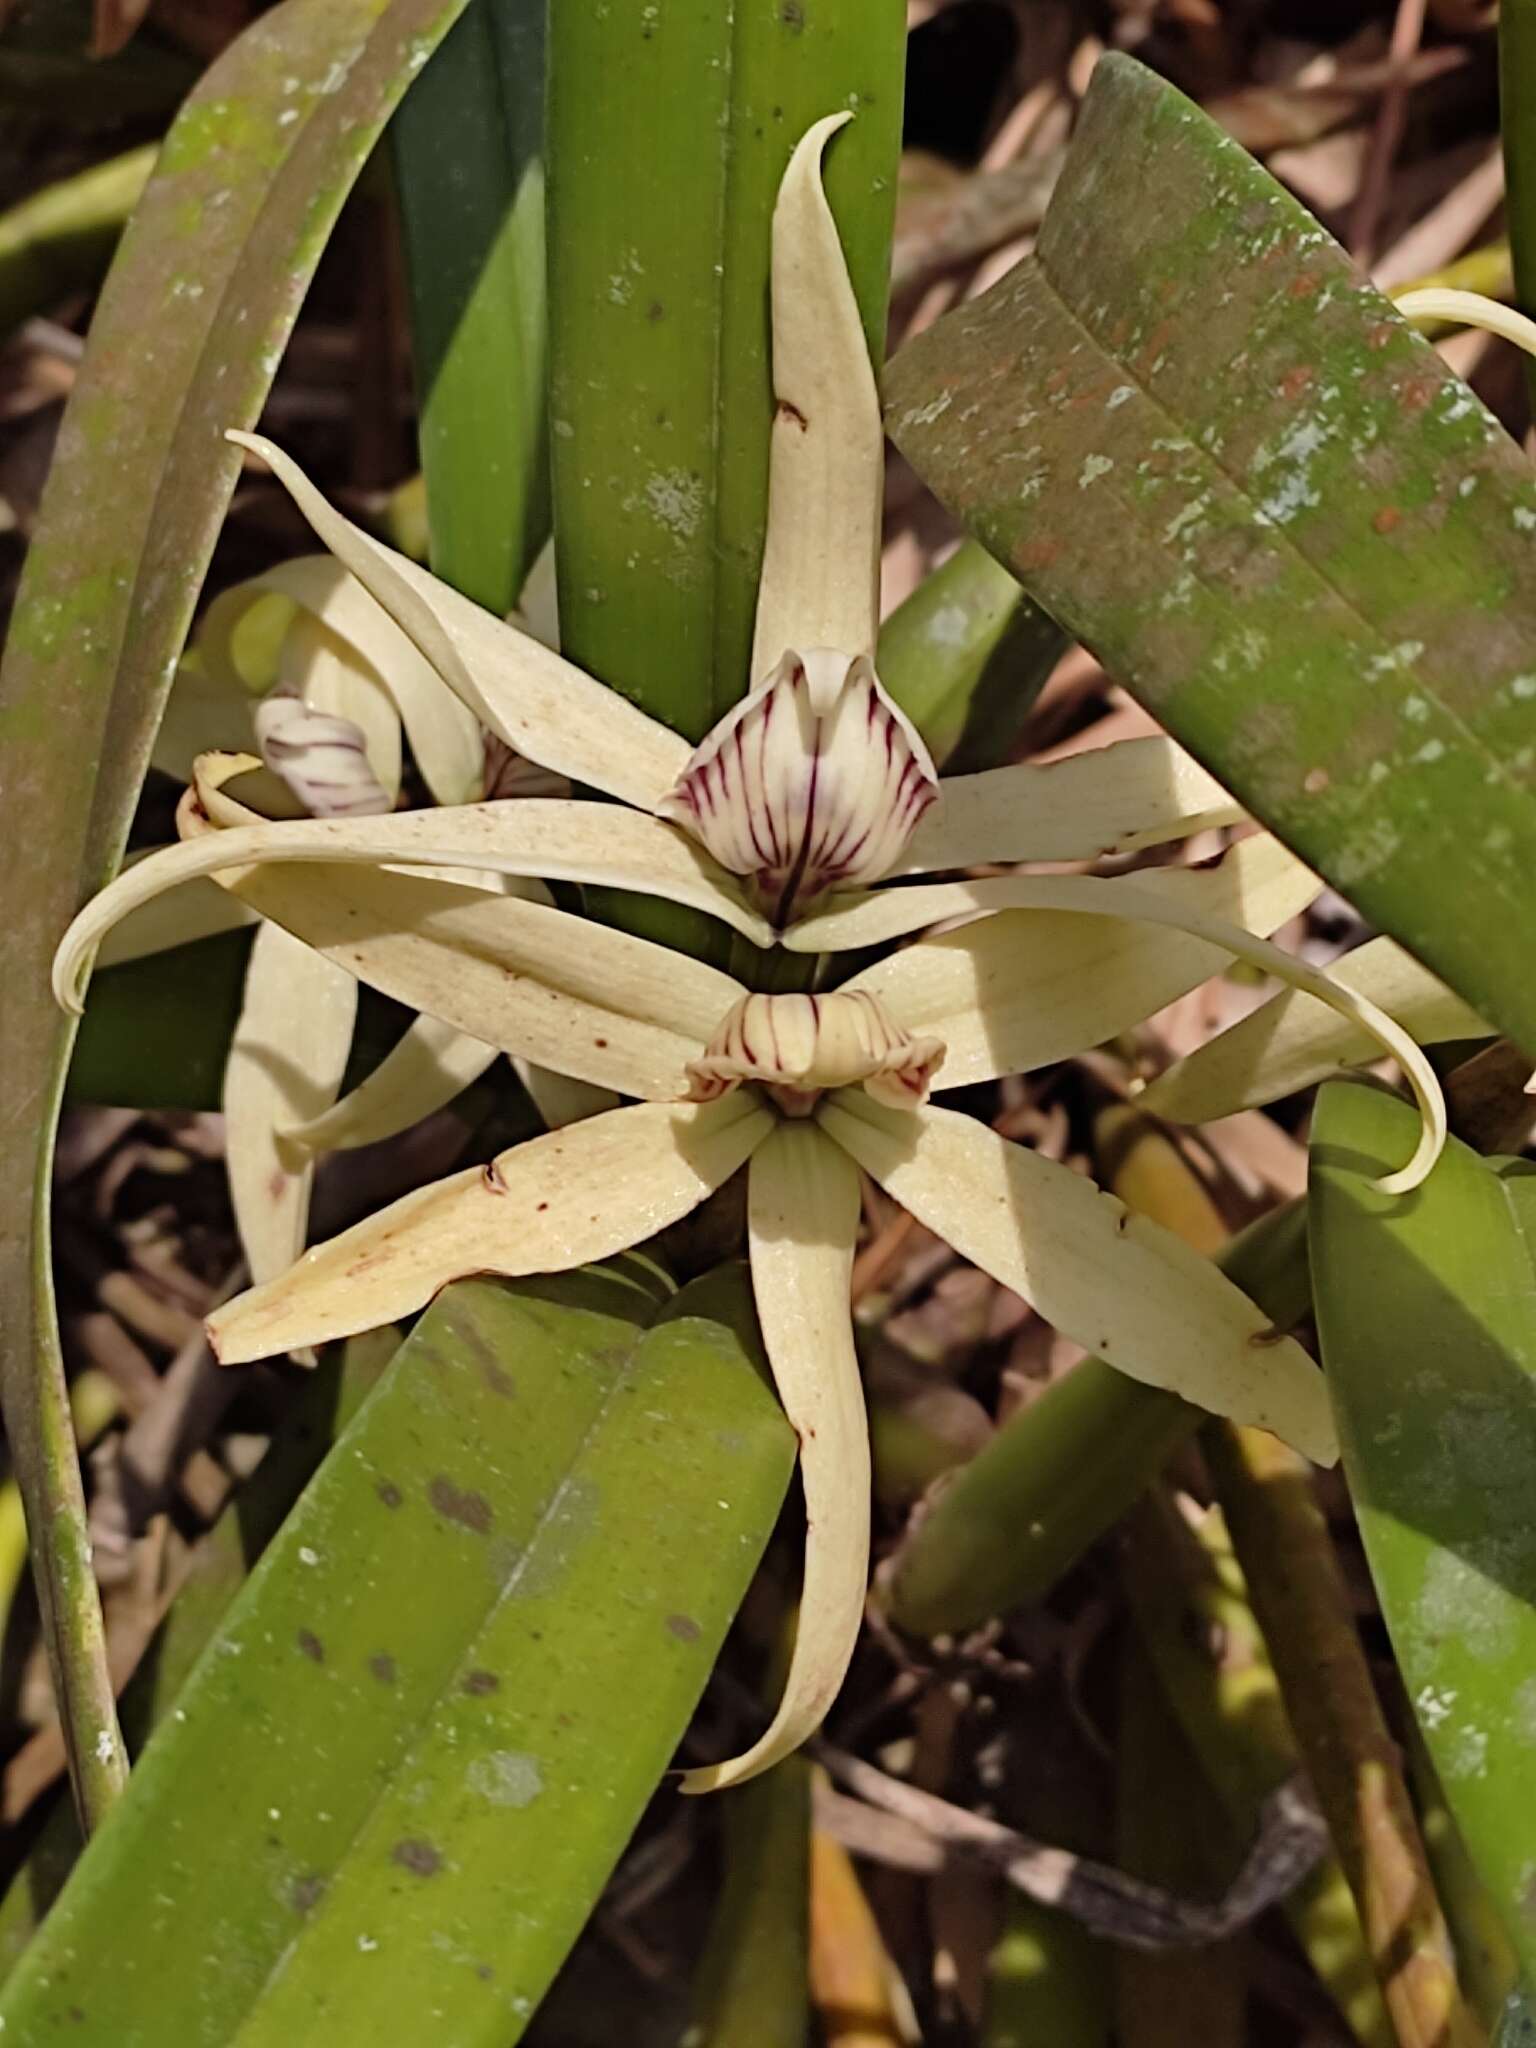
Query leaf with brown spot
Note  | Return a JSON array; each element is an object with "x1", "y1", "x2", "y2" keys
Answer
[
  {"x1": 885, "y1": 52, "x2": 1536, "y2": 1054},
  {"x1": 0, "y1": 1271, "x2": 793, "y2": 2040}
]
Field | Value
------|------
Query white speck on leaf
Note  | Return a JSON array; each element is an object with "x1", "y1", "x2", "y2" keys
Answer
[{"x1": 468, "y1": 1750, "x2": 544, "y2": 1808}]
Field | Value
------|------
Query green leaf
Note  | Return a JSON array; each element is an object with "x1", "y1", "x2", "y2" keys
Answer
[
  {"x1": 0, "y1": 1327, "x2": 401, "y2": 1977},
  {"x1": 883, "y1": 1201, "x2": 1310, "y2": 1636},
  {"x1": 0, "y1": 0, "x2": 471, "y2": 1828},
  {"x1": 1311, "y1": 1080, "x2": 1536, "y2": 1983},
  {"x1": 546, "y1": 0, "x2": 905, "y2": 744},
  {"x1": 392, "y1": 0, "x2": 548, "y2": 614},
  {"x1": 885, "y1": 52, "x2": 1536, "y2": 1055},
  {"x1": 65, "y1": 929, "x2": 252, "y2": 1110},
  {"x1": 0, "y1": 145, "x2": 155, "y2": 341},
  {"x1": 876, "y1": 538, "x2": 1064, "y2": 769},
  {"x1": 0, "y1": 1272, "x2": 795, "y2": 2043}
]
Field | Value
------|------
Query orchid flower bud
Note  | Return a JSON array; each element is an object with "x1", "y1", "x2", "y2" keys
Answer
[
  {"x1": 658, "y1": 650, "x2": 939, "y2": 928},
  {"x1": 253, "y1": 690, "x2": 393, "y2": 819},
  {"x1": 685, "y1": 989, "x2": 945, "y2": 1117}
]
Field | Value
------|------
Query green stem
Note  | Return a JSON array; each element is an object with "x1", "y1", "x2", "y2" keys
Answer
[
  {"x1": 882, "y1": 1200, "x2": 1310, "y2": 1636},
  {"x1": 20, "y1": 1109, "x2": 127, "y2": 1835},
  {"x1": 1124, "y1": 1492, "x2": 1392, "y2": 2048},
  {"x1": 0, "y1": 145, "x2": 155, "y2": 339},
  {"x1": 877, "y1": 539, "x2": 1064, "y2": 770}
]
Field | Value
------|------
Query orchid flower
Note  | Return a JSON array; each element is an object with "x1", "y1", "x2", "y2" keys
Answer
[
  {"x1": 54, "y1": 742, "x2": 1446, "y2": 1789},
  {"x1": 52, "y1": 116, "x2": 1452, "y2": 1790},
  {"x1": 112, "y1": 557, "x2": 483, "y2": 1323},
  {"x1": 64, "y1": 115, "x2": 1333, "y2": 1168}
]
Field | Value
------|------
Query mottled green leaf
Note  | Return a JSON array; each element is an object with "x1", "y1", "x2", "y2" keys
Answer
[
  {"x1": 1311, "y1": 1081, "x2": 1536, "y2": 1980},
  {"x1": 0, "y1": 1271, "x2": 795, "y2": 2044},
  {"x1": 0, "y1": 1326, "x2": 401, "y2": 1977},
  {"x1": 885, "y1": 52, "x2": 1536, "y2": 1055},
  {"x1": 0, "y1": 0, "x2": 469, "y2": 1827}
]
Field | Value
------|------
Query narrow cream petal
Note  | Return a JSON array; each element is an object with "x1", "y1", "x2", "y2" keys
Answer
[
  {"x1": 895, "y1": 867, "x2": 1441, "y2": 1191},
  {"x1": 226, "y1": 432, "x2": 690, "y2": 809},
  {"x1": 898, "y1": 735, "x2": 1246, "y2": 875},
  {"x1": 283, "y1": 1013, "x2": 501, "y2": 1156},
  {"x1": 841, "y1": 857, "x2": 1442, "y2": 1193},
  {"x1": 511, "y1": 1061, "x2": 618, "y2": 1131},
  {"x1": 95, "y1": 868, "x2": 257, "y2": 968},
  {"x1": 200, "y1": 554, "x2": 484, "y2": 805},
  {"x1": 1393, "y1": 287, "x2": 1536, "y2": 359},
  {"x1": 52, "y1": 773, "x2": 769, "y2": 1009},
  {"x1": 512, "y1": 538, "x2": 560, "y2": 651},
  {"x1": 209, "y1": 1095, "x2": 773, "y2": 1363},
  {"x1": 749, "y1": 114, "x2": 882, "y2": 681},
  {"x1": 203, "y1": 861, "x2": 739, "y2": 1103},
  {"x1": 818, "y1": 1094, "x2": 1337, "y2": 1465},
  {"x1": 681, "y1": 1123, "x2": 867, "y2": 1792},
  {"x1": 829, "y1": 835, "x2": 1315, "y2": 1079},
  {"x1": 224, "y1": 926, "x2": 356, "y2": 1352},
  {"x1": 1142, "y1": 936, "x2": 1490, "y2": 1125}
]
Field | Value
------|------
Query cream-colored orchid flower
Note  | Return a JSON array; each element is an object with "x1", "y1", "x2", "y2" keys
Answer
[
  {"x1": 56, "y1": 111, "x2": 1311, "y2": 1173},
  {"x1": 145, "y1": 557, "x2": 483, "y2": 1315},
  {"x1": 76, "y1": 114, "x2": 1259, "y2": 1007},
  {"x1": 52, "y1": 110, "x2": 1454, "y2": 1793},
  {"x1": 152, "y1": 892, "x2": 1444, "y2": 1792},
  {"x1": 54, "y1": 747, "x2": 1447, "y2": 1791}
]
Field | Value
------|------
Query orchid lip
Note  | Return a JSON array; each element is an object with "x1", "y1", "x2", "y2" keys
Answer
[
  {"x1": 658, "y1": 648, "x2": 940, "y2": 928},
  {"x1": 684, "y1": 990, "x2": 946, "y2": 1115}
]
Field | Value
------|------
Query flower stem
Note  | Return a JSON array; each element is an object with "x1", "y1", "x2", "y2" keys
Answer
[{"x1": 1204, "y1": 1421, "x2": 1484, "y2": 2048}]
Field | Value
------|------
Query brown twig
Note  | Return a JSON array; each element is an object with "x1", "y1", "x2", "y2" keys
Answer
[
  {"x1": 1205, "y1": 1424, "x2": 1484, "y2": 2048},
  {"x1": 814, "y1": 1744, "x2": 1328, "y2": 1953},
  {"x1": 1351, "y1": 0, "x2": 1431, "y2": 262}
]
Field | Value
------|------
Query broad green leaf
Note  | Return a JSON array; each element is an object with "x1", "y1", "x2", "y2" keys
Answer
[
  {"x1": 66, "y1": 929, "x2": 252, "y2": 1111},
  {"x1": 0, "y1": 1326, "x2": 401, "y2": 1976},
  {"x1": 885, "y1": 52, "x2": 1536, "y2": 1055},
  {"x1": 0, "y1": 0, "x2": 471, "y2": 1825},
  {"x1": 546, "y1": 0, "x2": 905, "y2": 745},
  {"x1": 1311, "y1": 1080, "x2": 1536, "y2": 1981},
  {"x1": 0, "y1": 1270, "x2": 795, "y2": 2043},
  {"x1": 393, "y1": 0, "x2": 548, "y2": 614}
]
